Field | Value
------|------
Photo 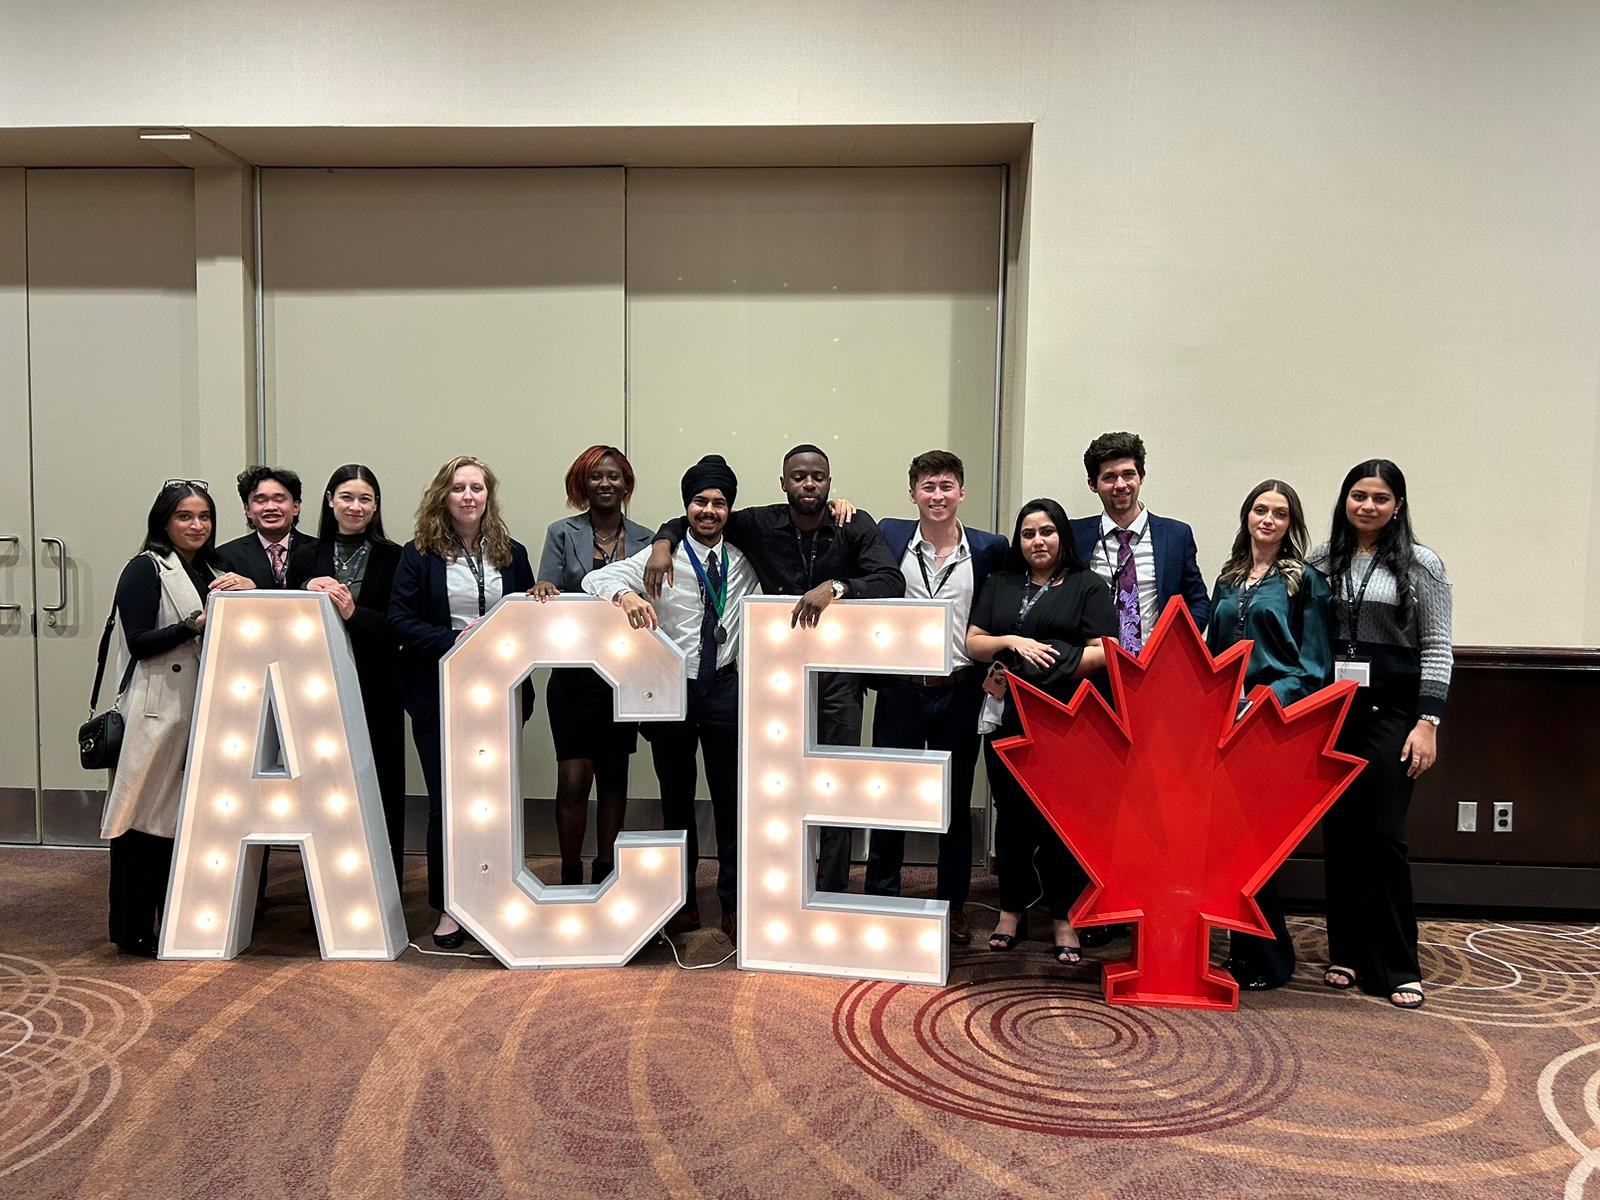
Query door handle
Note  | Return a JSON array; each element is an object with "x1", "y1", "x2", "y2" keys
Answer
[
  {"x1": 0, "y1": 535, "x2": 18, "y2": 612},
  {"x1": 41, "y1": 536, "x2": 67, "y2": 625}
]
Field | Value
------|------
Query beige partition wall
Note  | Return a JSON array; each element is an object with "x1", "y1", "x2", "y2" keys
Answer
[
  {"x1": 261, "y1": 167, "x2": 627, "y2": 820},
  {"x1": 626, "y1": 167, "x2": 1003, "y2": 525},
  {"x1": 0, "y1": 170, "x2": 37, "y2": 842},
  {"x1": 26, "y1": 169, "x2": 200, "y2": 843},
  {"x1": 625, "y1": 166, "x2": 1004, "y2": 862}
]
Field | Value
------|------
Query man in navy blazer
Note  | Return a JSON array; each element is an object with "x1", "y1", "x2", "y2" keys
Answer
[
  {"x1": 1071, "y1": 431, "x2": 1209, "y2": 948},
  {"x1": 1071, "y1": 431, "x2": 1210, "y2": 642},
  {"x1": 866, "y1": 451, "x2": 1008, "y2": 946}
]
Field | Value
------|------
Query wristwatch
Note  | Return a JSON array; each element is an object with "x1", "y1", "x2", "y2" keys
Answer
[
  {"x1": 830, "y1": 580, "x2": 847, "y2": 600},
  {"x1": 1418, "y1": 714, "x2": 1441, "y2": 727}
]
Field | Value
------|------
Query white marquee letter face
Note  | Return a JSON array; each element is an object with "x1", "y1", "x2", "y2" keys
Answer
[
  {"x1": 738, "y1": 598, "x2": 953, "y2": 985},
  {"x1": 163, "y1": 592, "x2": 406, "y2": 960},
  {"x1": 442, "y1": 595, "x2": 688, "y2": 968}
]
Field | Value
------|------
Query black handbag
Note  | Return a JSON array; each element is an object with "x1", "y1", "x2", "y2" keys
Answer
[{"x1": 78, "y1": 608, "x2": 132, "y2": 770}]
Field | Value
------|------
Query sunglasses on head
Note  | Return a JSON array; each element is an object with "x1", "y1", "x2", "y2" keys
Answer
[{"x1": 162, "y1": 478, "x2": 210, "y2": 491}]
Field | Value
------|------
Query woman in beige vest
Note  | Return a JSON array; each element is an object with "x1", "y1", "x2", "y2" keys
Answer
[{"x1": 102, "y1": 481, "x2": 254, "y2": 956}]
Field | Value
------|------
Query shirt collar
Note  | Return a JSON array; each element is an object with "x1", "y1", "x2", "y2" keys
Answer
[
  {"x1": 257, "y1": 530, "x2": 291, "y2": 553},
  {"x1": 686, "y1": 536, "x2": 724, "y2": 559},
  {"x1": 914, "y1": 520, "x2": 971, "y2": 559},
  {"x1": 1099, "y1": 506, "x2": 1149, "y2": 540}
]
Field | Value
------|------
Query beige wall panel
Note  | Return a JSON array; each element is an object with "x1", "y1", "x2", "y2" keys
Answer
[
  {"x1": 3, "y1": 1, "x2": 1598, "y2": 643},
  {"x1": 26, "y1": 169, "x2": 199, "y2": 825},
  {"x1": 0, "y1": 168, "x2": 39, "y2": 840},
  {"x1": 261, "y1": 167, "x2": 626, "y2": 802},
  {"x1": 627, "y1": 167, "x2": 1001, "y2": 530}
]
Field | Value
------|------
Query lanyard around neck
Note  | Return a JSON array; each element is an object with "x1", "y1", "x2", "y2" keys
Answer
[
  {"x1": 685, "y1": 543, "x2": 729, "y2": 617},
  {"x1": 456, "y1": 538, "x2": 487, "y2": 616}
]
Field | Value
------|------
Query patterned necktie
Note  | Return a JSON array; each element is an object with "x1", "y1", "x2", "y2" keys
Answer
[
  {"x1": 696, "y1": 549, "x2": 723, "y2": 688},
  {"x1": 268, "y1": 542, "x2": 286, "y2": 586},
  {"x1": 1115, "y1": 528, "x2": 1143, "y2": 654}
]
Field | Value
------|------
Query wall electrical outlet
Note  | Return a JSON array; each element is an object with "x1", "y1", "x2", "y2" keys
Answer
[
  {"x1": 1456, "y1": 801, "x2": 1478, "y2": 833},
  {"x1": 1493, "y1": 801, "x2": 1514, "y2": 833}
]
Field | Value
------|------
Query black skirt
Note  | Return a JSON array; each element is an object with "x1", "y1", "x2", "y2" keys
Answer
[{"x1": 546, "y1": 666, "x2": 638, "y2": 761}]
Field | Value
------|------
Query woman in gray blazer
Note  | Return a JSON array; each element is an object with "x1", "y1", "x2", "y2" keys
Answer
[{"x1": 532, "y1": 445, "x2": 653, "y2": 885}]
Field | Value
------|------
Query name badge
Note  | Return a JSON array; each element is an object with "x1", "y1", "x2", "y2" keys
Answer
[{"x1": 1333, "y1": 659, "x2": 1371, "y2": 687}]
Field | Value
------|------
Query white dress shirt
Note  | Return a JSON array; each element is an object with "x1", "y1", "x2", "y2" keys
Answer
[
  {"x1": 446, "y1": 549, "x2": 504, "y2": 630},
  {"x1": 1091, "y1": 507, "x2": 1157, "y2": 638},
  {"x1": 582, "y1": 536, "x2": 759, "y2": 677},
  {"x1": 899, "y1": 522, "x2": 974, "y2": 669}
]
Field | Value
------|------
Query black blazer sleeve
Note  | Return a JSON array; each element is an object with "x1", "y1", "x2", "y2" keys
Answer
[
  {"x1": 388, "y1": 543, "x2": 456, "y2": 659},
  {"x1": 347, "y1": 541, "x2": 401, "y2": 642}
]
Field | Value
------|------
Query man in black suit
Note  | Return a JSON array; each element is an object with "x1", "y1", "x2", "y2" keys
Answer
[
  {"x1": 217, "y1": 464, "x2": 318, "y2": 905},
  {"x1": 218, "y1": 466, "x2": 319, "y2": 589}
]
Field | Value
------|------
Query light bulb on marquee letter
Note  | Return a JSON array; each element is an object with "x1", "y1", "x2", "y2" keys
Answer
[
  {"x1": 162, "y1": 592, "x2": 406, "y2": 961},
  {"x1": 442, "y1": 595, "x2": 688, "y2": 968},
  {"x1": 738, "y1": 597, "x2": 954, "y2": 986}
]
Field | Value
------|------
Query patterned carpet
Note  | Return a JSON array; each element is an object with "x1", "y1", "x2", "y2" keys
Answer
[{"x1": 3, "y1": 846, "x2": 1598, "y2": 1199}]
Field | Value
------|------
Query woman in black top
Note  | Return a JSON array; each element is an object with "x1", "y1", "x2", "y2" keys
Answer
[
  {"x1": 967, "y1": 498, "x2": 1117, "y2": 964},
  {"x1": 288, "y1": 464, "x2": 406, "y2": 883},
  {"x1": 100, "y1": 481, "x2": 254, "y2": 955}
]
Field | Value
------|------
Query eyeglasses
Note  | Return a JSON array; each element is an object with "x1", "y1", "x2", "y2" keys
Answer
[{"x1": 162, "y1": 478, "x2": 211, "y2": 491}]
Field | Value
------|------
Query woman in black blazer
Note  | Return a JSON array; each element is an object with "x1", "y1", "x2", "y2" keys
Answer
[
  {"x1": 967, "y1": 497, "x2": 1118, "y2": 965},
  {"x1": 389, "y1": 455, "x2": 535, "y2": 949},
  {"x1": 287, "y1": 464, "x2": 406, "y2": 883}
]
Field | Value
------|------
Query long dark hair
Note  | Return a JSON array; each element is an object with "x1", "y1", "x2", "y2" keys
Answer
[
  {"x1": 1325, "y1": 458, "x2": 1417, "y2": 619},
  {"x1": 1220, "y1": 479, "x2": 1309, "y2": 595},
  {"x1": 142, "y1": 481, "x2": 222, "y2": 568},
  {"x1": 1002, "y1": 497, "x2": 1087, "y2": 578},
  {"x1": 316, "y1": 464, "x2": 393, "y2": 545}
]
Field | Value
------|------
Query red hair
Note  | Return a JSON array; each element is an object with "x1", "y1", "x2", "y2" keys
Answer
[{"x1": 563, "y1": 444, "x2": 636, "y2": 510}]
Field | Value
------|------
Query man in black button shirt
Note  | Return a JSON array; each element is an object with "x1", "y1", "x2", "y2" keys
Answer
[{"x1": 645, "y1": 444, "x2": 906, "y2": 892}]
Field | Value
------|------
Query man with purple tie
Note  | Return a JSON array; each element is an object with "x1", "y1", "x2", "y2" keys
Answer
[{"x1": 1069, "y1": 431, "x2": 1210, "y2": 948}]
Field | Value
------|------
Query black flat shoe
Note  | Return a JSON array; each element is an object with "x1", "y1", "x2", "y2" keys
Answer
[
  {"x1": 1051, "y1": 944, "x2": 1083, "y2": 966},
  {"x1": 560, "y1": 860, "x2": 584, "y2": 885},
  {"x1": 432, "y1": 927, "x2": 466, "y2": 950},
  {"x1": 115, "y1": 938, "x2": 157, "y2": 958},
  {"x1": 1078, "y1": 924, "x2": 1124, "y2": 948},
  {"x1": 591, "y1": 859, "x2": 614, "y2": 884}
]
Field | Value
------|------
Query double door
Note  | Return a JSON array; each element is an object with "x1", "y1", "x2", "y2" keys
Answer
[{"x1": 0, "y1": 168, "x2": 202, "y2": 844}]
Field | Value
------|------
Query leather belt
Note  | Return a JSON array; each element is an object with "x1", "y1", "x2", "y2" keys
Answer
[{"x1": 906, "y1": 665, "x2": 980, "y2": 689}]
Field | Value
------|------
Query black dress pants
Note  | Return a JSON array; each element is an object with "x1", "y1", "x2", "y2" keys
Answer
[
  {"x1": 814, "y1": 671, "x2": 866, "y2": 892},
  {"x1": 108, "y1": 828, "x2": 175, "y2": 948},
  {"x1": 648, "y1": 668, "x2": 739, "y2": 916},
  {"x1": 1228, "y1": 874, "x2": 1296, "y2": 986},
  {"x1": 410, "y1": 710, "x2": 447, "y2": 913},
  {"x1": 865, "y1": 675, "x2": 983, "y2": 907},
  {"x1": 984, "y1": 735, "x2": 1086, "y2": 921},
  {"x1": 1324, "y1": 703, "x2": 1420, "y2": 995}
]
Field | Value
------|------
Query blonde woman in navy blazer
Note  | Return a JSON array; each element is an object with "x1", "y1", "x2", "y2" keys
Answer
[
  {"x1": 531, "y1": 445, "x2": 652, "y2": 886},
  {"x1": 390, "y1": 455, "x2": 534, "y2": 948}
]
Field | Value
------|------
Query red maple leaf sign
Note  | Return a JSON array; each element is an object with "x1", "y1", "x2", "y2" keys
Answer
[{"x1": 993, "y1": 599, "x2": 1365, "y2": 1011}]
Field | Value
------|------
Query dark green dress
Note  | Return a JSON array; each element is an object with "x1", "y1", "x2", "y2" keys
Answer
[
  {"x1": 1205, "y1": 566, "x2": 1334, "y2": 706},
  {"x1": 1203, "y1": 563, "x2": 1334, "y2": 988}
]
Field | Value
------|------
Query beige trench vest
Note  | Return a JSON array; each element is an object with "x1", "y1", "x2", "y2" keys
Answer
[{"x1": 100, "y1": 551, "x2": 214, "y2": 840}]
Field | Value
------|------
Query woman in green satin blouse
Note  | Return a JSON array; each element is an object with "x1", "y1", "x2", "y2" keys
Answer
[{"x1": 1204, "y1": 479, "x2": 1333, "y2": 991}]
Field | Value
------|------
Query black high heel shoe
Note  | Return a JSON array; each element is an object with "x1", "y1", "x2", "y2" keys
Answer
[
  {"x1": 988, "y1": 913, "x2": 1028, "y2": 951},
  {"x1": 591, "y1": 859, "x2": 614, "y2": 884},
  {"x1": 560, "y1": 860, "x2": 584, "y2": 885}
]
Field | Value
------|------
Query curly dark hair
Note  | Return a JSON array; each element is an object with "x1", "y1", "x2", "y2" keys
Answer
[{"x1": 1082, "y1": 432, "x2": 1146, "y2": 484}]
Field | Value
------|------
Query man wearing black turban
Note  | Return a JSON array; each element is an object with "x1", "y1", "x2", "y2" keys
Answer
[{"x1": 583, "y1": 454, "x2": 758, "y2": 939}]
